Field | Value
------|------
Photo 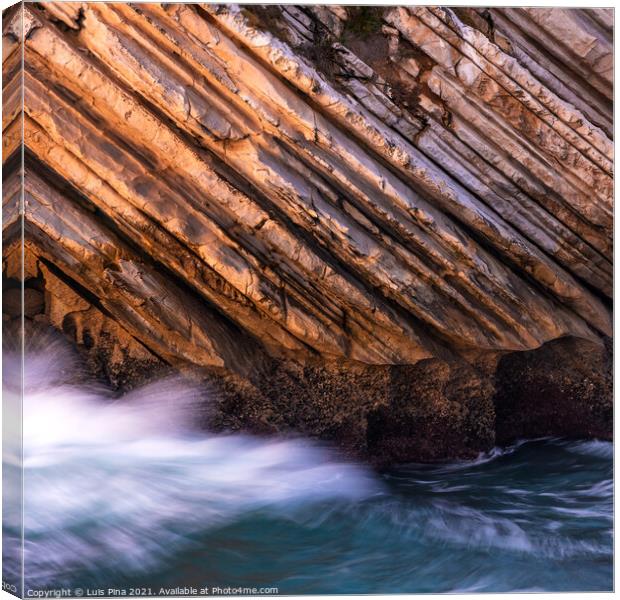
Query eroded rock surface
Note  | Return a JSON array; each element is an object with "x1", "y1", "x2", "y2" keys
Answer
[{"x1": 3, "y1": 4, "x2": 612, "y2": 462}]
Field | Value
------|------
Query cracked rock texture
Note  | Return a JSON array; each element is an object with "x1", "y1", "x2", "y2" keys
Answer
[{"x1": 3, "y1": 3, "x2": 613, "y2": 462}]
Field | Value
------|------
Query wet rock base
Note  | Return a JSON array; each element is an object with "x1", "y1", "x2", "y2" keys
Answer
[{"x1": 6, "y1": 263, "x2": 611, "y2": 465}]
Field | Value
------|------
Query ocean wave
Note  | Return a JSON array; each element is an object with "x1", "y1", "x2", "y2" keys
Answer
[
  {"x1": 564, "y1": 439, "x2": 613, "y2": 459},
  {"x1": 3, "y1": 334, "x2": 379, "y2": 587},
  {"x1": 3, "y1": 332, "x2": 613, "y2": 593}
]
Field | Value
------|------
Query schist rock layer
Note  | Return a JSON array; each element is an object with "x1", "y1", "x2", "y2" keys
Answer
[{"x1": 3, "y1": 4, "x2": 612, "y2": 463}]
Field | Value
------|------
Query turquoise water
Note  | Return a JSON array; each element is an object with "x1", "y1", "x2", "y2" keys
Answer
[
  {"x1": 3, "y1": 341, "x2": 614, "y2": 594},
  {"x1": 134, "y1": 439, "x2": 614, "y2": 593},
  {"x1": 9, "y1": 438, "x2": 612, "y2": 594},
  {"x1": 174, "y1": 438, "x2": 613, "y2": 594}
]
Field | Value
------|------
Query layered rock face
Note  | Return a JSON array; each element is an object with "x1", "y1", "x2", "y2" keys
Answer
[{"x1": 3, "y1": 4, "x2": 612, "y2": 462}]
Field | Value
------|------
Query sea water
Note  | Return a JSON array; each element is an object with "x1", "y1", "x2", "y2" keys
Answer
[{"x1": 3, "y1": 333, "x2": 613, "y2": 594}]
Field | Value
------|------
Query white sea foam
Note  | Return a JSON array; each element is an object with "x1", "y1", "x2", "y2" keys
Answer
[
  {"x1": 565, "y1": 439, "x2": 613, "y2": 459},
  {"x1": 3, "y1": 328, "x2": 612, "y2": 592},
  {"x1": 3, "y1": 330, "x2": 379, "y2": 586}
]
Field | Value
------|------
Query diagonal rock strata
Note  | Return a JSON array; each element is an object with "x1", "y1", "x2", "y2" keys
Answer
[{"x1": 3, "y1": 3, "x2": 613, "y2": 462}]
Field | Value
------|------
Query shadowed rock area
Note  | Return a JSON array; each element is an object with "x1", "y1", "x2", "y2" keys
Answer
[{"x1": 3, "y1": 3, "x2": 612, "y2": 463}]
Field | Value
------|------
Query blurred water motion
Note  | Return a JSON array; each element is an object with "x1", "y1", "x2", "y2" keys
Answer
[{"x1": 2, "y1": 331, "x2": 613, "y2": 593}]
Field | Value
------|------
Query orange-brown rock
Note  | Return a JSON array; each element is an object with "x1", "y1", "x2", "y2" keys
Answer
[{"x1": 2, "y1": 4, "x2": 612, "y2": 462}]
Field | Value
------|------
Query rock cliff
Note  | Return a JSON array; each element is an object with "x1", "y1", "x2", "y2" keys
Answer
[{"x1": 3, "y1": 3, "x2": 612, "y2": 462}]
